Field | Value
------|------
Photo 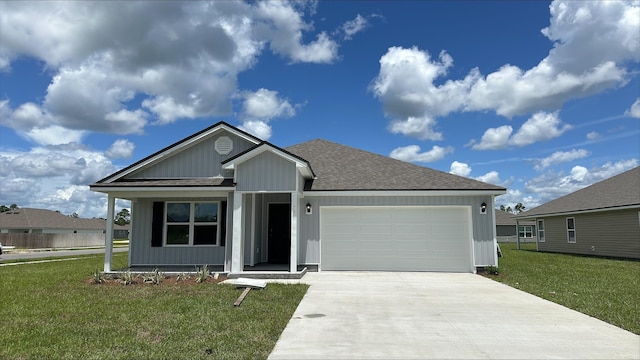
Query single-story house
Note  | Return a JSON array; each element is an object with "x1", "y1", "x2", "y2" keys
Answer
[
  {"x1": 0, "y1": 208, "x2": 106, "y2": 234},
  {"x1": 90, "y1": 122, "x2": 506, "y2": 274},
  {"x1": 495, "y1": 210, "x2": 536, "y2": 242},
  {"x1": 515, "y1": 166, "x2": 640, "y2": 259}
]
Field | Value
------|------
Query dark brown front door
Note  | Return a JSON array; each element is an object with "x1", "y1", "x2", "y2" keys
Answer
[{"x1": 268, "y1": 203, "x2": 291, "y2": 264}]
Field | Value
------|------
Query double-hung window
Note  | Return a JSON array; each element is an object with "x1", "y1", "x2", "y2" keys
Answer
[
  {"x1": 566, "y1": 217, "x2": 576, "y2": 243},
  {"x1": 537, "y1": 220, "x2": 545, "y2": 242},
  {"x1": 518, "y1": 225, "x2": 533, "y2": 238},
  {"x1": 165, "y1": 202, "x2": 219, "y2": 246}
]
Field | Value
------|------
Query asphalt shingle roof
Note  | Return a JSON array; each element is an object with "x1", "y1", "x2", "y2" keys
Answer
[
  {"x1": 0, "y1": 208, "x2": 107, "y2": 230},
  {"x1": 286, "y1": 139, "x2": 505, "y2": 192},
  {"x1": 516, "y1": 166, "x2": 640, "y2": 218}
]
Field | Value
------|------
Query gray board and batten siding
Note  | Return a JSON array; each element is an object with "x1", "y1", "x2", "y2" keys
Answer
[
  {"x1": 298, "y1": 195, "x2": 498, "y2": 267},
  {"x1": 537, "y1": 208, "x2": 640, "y2": 259},
  {"x1": 128, "y1": 132, "x2": 256, "y2": 179},
  {"x1": 235, "y1": 151, "x2": 298, "y2": 192}
]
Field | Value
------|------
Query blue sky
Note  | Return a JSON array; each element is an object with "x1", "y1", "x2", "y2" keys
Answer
[{"x1": 0, "y1": 0, "x2": 638, "y2": 218}]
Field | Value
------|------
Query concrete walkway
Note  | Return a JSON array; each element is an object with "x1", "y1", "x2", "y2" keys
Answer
[{"x1": 268, "y1": 272, "x2": 640, "y2": 359}]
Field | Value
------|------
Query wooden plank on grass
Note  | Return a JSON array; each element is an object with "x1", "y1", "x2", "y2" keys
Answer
[{"x1": 234, "y1": 287, "x2": 251, "y2": 307}]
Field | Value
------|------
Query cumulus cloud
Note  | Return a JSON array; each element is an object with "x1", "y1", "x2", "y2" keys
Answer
[
  {"x1": 0, "y1": 145, "x2": 119, "y2": 217},
  {"x1": 105, "y1": 139, "x2": 135, "y2": 159},
  {"x1": 534, "y1": 149, "x2": 590, "y2": 171},
  {"x1": 449, "y1": 161, "x2": 472, "y2": 177},
  {"x1": 238, "y1": 88, "x2": 297, "y2": 140},
  {"x1": 370, "y1": 0, "x2": 639, "y2": 139},
  {"x1": 472, "y1": 112, "x2": 571, "y2": 150},
  {"x1": 586, "y1": 131, "x2": 601, "y2": 140},
  {"x1": 524, "y1": 158, "x2": 638, "y2": 202},
  {"x1": 389, "y1": 144, "x2": 453, "y2": 163},
  {"x1": 0, "y1": 1, "x2": 340, "y2": 140},
  {"x1": 626, "y1": 98, "x2": 640, "y2": 118}
]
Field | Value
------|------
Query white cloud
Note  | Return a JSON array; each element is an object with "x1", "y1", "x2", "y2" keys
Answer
[
  {"x1": 238, "y1": 120, "x2": 273, "y2": 140},
  {"x1": 389, "y1": 144, "x2": 453, "y2": 163},
  {"x1": 586, "y1": 131, "x2": 600, "y2": 140},
  {"x1": 626, "y1": 98, "x2": 640, "y2": 118},
  {"x1": 24, "y1": 125, "x2": 86, "y2": 146},
  {"x1": 341, "y1": 14, "x2": 368, "y2": 40},
  {"x1": 370, "y1": 0, "x2": 639, "y2": 138},
  {"x1": 475, "y1": 171, "x2": 502, "y2": 186},
  {"x1": 105, "y1": 139, "x2": 135, "y2": 159},
  {"x1": 0, "y1": 1, "x2": 339, "y2": 140},
  {"x1": 0, "y1": 145, "x2": 119, "y2": 217},
  {"x1": 524, "y1": 158, "x2": 638, "y2": 203},
  {"x1": 534, "y1": 149, "x2": 590, "y2": 171},
  {"x1": 389, "y1": 116, "x2": 442, "y2": 141},
  {"x1": 472, "y1": 125, "x2": 513, "y2": 150},
  {"x1": 473, "y1": 112, "x2": 571, "y2": 150},
  {"x1": 449, "y1": 161, "x2": 471, "y2": 177}
]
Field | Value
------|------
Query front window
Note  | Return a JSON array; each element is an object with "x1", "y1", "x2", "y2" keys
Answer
[
  {"x1": 165, "y1": 202, "x2": 219, "y2": 246},
  {"x1": 566, "y1": 217, "x2": 576, "y2": 243},
  {"x1": 518, "y1": 225, "x2": 533, "y2": 238},
  {"x1": 537, "y1": 220, "x2": 545, "y2": 242}
]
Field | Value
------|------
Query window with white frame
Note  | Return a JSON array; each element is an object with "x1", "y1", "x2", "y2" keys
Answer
[
  {"x1": 566, "y1": 217, "x2": 576, "y2": 243},
  {"x1": 537, "y1": 220, "x2": 545, "y2": 242},
  {"x1": 518, "y1": 225, "x2": 533, "y2": 238},
  {"x1": 165, "y1": 202, "x2": 219, "y2": 246}
]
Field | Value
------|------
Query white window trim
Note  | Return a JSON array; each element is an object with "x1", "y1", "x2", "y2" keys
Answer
[
  {"x1": 164, "y1": 201, "x2": 221, "y2": 246},
  {"x1": 566, "y1": 217, "x2": 576, "y2": 244},
  {"x1": 518, "y1": 225, "x2": 533, "y2": 238},
  {"x1": 537, "y1": 219, "x2": 545, "y2": 242}
]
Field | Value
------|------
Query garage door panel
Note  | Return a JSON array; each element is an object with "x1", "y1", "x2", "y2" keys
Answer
[{"x1": 321, "y1": 206, "x2": 472, "y2": 272}]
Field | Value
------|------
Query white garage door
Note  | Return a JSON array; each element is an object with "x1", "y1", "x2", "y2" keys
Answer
[{"x1": 320, "y1": 206, "x2": 473, "y2": 272}]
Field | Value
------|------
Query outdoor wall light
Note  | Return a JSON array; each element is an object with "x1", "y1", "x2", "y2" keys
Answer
[
  {"x1": 480, "y1": 202, "x2": 487, "y2": 214},
  {"x1": 305, "y1": 203, "x2": 312, "y2": 215}
]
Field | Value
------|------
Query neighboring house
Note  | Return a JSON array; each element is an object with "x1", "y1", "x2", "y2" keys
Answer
[
  {"x1": 0, "y1": 208, "x2": 106, "y2": 234},
  {"x1": 90, "y1": 122, "x2": 506, "y2": 274},
  {"x1": 515, "y1": 167, "x2": 640, "y2": 259},
  {"x1": 495, "y1": 210, "x2": 536, "y2": 242}
]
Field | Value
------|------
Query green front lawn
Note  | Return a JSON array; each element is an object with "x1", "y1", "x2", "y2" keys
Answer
[
  {"x1": 493, "y1": 243, "x2": 640, "y2": 334},
  {"x1": 0, "y1": 253, "x2": 308, "y2": 359}
]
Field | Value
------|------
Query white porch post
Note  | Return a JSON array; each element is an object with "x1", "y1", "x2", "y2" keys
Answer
[
  {"x1": 104, "y1": 194, "x2": 115, "y2": 272},
  {"x1": 290, "y1": 192, "x2": 298, "y2": 273},
  {"x1": 231, "y1": 192, "x2": 243, "y2": 273}
]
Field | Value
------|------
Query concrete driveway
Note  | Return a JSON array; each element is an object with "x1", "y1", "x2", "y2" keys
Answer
[{"x1": 268, "y1": 272, "x2": 640, "y2": 359}]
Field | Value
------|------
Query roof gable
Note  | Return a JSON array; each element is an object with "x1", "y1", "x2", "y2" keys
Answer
[
  {"x1": 516, "y1": 166, "x2": 640, "y2": 218},
  {"x1": 96, "y1": 122, "x2": 261, "y2": 184},
  {"x1": 285, "y1": 139, "x2": 506, "y2": 192},
  {"x1": 222, "y1": 142, "x2": 315, "y2": 178}
]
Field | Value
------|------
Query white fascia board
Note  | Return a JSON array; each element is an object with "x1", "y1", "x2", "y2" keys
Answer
[
  {"x1": 102, "y1": 124, "x2": 260, "y2": 183},
  {"x1": 304, "y1": 190, "x2": 507, "y2": 197},
  {"x1": 515, "y1": 204, "x2": 640, "y2": 220}
]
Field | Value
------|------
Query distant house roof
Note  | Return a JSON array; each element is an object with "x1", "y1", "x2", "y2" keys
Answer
[
  {"x1": 0, "y1": 208, "x2": 107, "y2": 230},
  {"x1": 495, "y1": 210, "x2": 534, "y2": 226},
  {"x1": 286, "y1": 139, "x2": 506, "y2": 192},
  {"x1": 516, "y1": 166, "x2": 640, "y2": 219}
]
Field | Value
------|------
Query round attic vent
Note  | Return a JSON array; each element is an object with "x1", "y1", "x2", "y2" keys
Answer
[{"x1": 215, "y1": 136, "x2": 233, "y2": 155}]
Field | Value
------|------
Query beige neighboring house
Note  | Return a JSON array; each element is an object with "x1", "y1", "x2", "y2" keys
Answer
[
  {"x1": 495, "y1": 210, "x2": 535, "y2": 242},
  {"x1": 0, "y1": 208, "x2": 129, "y2": 249},
  {"x1": 0, "y1": 208, "x2": 106, "y2": 234},
  {"x1": 515, "y1": 167, "x2": 640, "y2": 259}
]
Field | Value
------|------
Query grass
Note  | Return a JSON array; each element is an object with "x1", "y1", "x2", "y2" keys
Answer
[
  {"x1": 492, "y1": 243, "x2": 640, "y2": 334},
  {"x1": 0, "y1": 253, "x2": 308, "y2": 359}
]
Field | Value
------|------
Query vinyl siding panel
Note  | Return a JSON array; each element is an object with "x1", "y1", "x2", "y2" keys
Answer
[
  {"x1": 130, "y1": 199, "x2": 228, "y2": 266},
  {"x1": 236, "y1": 152, "x2": 297, "y2": 192},
  {"x1": 299, "y1": 195, "x2": 496, "y2": 267},
  {"x1": 537, "y1": 209, "x2": 640, "y2": 259},
  {"x1": 129, "y1": 132, "x2": 255, "y2": 179}
]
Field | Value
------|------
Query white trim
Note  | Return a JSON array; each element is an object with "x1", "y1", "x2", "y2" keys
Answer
[
  {"x1": 163, "y1": 201, "x2": 221, "y2": 246},
  {"x1": 222, "y1": 143, "x2": 314, "y2": 178},
  {"x1": 566, "y1": 217, "x2": 577, "y2": 243},
  {"x1": 231, "y1": 192, "x2": 243, "y2": 272},
  {"x1": 537, "y1": 219, "x2": 545, "y2": 243},
  {"x1": 290, "y1": 192, "x2": 298, "y2": 273},
  {"x1": 90, "y1": 189, "x2": 234, "y2": 199},
  {"x1": 100, "y1": 124, "x2": 260, "y2": 183},
  {"x1": 249, "y1": 194, "x2": 256, "y2": 266},
  {"x1": 306, "y1": 190, "x2": 506, "y2": 197},
  {"x1": 104, "y1": 195, "x2": 115, "y2": 272}
]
